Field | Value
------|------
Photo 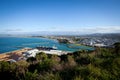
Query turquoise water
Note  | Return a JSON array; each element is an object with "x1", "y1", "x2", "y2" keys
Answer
[{"x1": 0, "y1": 37, "x2": 94, "y2": 53}]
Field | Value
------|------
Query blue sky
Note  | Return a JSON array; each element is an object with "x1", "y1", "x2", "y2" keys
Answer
[{"x1": 0, "y1": 0, "x2": 120, "y2": 34}]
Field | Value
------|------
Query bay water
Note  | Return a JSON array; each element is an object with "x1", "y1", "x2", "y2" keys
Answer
[{"x1": 0, "y1": 37, "x2": 94, "y2": 53}]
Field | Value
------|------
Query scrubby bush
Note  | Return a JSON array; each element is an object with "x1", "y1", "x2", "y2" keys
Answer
[{"x1": 0, "y1": 46, "x2": 120, "y2": 80}]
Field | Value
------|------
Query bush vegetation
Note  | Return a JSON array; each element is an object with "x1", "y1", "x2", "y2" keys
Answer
[{"x1": 0, "y1": 42, "x2": 120, "y2": 80}]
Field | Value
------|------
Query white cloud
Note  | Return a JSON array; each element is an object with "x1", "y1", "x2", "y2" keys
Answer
[
  {"x1": 45, "y1": 26, "x2": 120, "y2": 33},
  {"x1": 5, "y1": 29, "x2": 23, "y2": 32},
  {"x1": 1, "y1": 26, "x2": 120, "y2": 34},
  {"x1": 84, "y1": 26, "x2": 120, "y2": 33}
]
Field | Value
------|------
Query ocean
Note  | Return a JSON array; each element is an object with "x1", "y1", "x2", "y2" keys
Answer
[{"x1": 0, "y1": 37, "x2": 94, "y2": 53}]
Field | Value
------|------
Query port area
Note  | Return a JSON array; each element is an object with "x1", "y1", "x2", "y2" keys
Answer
[{"x1": 0, "y1": 47, "x2": 69, "y2": 62}]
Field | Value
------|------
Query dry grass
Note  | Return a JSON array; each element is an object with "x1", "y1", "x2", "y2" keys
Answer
[{"x1": 0, "y1": 48, "x2": 31, "y2": 61}]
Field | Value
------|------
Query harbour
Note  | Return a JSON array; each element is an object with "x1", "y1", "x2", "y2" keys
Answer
[
  {"x1": 0, "y1": 37, "x2": 94, "y2": 62},
  {"x1": 0, "y1": 37, "x2": 94, "y2": 53}
]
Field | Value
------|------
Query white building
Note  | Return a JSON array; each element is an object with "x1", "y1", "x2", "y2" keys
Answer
[
  {"x1": 39, "y1": 50, "x2": 68, "y2": 55},
  {"x1": 23, "y1": 48, "x2": 69, "y2": 59},
  {"x1": 93, "y1": 43, "x2": 106, "y2": 47},
  {"x1": 23, "y1": 49, "x2": 39, "y2": 58}
]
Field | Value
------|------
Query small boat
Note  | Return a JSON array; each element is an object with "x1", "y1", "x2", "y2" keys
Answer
[
  {"x1": 36, "y1": 45, "x2": 57, "y2": 50},
  {"x1": 52, "y1": 45, "x2": 57, "y2": 49}
]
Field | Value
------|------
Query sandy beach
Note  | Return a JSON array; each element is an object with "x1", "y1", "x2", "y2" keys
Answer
[{"x1": 0, "y1": 48, "x2": 31, "y2": 61}]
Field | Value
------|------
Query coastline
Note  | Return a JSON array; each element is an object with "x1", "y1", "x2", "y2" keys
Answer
[
  {"x1": 0, "y1": 48, "x2": 31, "y2": 61},
  {"x1": 0, "y1": 36, "x2": 95, "y2": 61}
]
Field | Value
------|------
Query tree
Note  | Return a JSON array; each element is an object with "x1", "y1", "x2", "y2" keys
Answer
[
  {"x1": 35, "y1": 52, "x2": 48, "y2": 61},
  {"x1": 114, "y1": 42, "x2": 120, "y2": 55},
  {"x1": 0, "y1": 61, "x2": 16, "y2": 80},
  {"x1": 24, "y1": 70, "x2": 38, "y2": 80},
  {"x1": 27, "y1": 57, "x2": 36, "y2": 64}
]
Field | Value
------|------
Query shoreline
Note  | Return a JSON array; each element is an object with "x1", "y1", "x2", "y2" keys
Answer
[
  {"x1": 0, "y1": 36, "x2": 95, "y2": 61},
  {"x1": 0, "y1": 36, "x2": 94, "y2": 54},
  {"x1": 0, "y1": 48, "x2": 31, "y2": 61}
]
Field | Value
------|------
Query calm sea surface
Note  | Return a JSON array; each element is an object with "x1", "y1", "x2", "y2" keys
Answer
[{"x1": 0, "y1": 37, "x2": 94, "y2": 53}]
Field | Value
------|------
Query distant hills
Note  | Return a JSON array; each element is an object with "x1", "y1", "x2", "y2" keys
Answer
[
  {"x1": 0, "y1": 32, "x2": 120, "y2": 38},
  {"x1": 83, "y1": 33, "x2": 120, "y2": 40}
]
